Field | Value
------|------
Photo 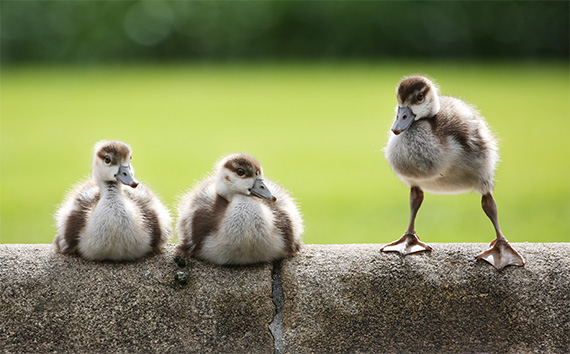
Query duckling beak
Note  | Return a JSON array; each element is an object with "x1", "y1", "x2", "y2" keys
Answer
[
  {"x1": 115, "y1": 165, "x2": 139, "y2": 188},
  {"x1": 392, "y1": 106, "x2": 416, "y2": 135},
  {"x1": 249, "y1": 178, "x2": 276, "y2": 202}
]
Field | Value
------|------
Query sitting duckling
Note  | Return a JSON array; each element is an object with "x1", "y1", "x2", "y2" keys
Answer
[
  {"x1": 53, "y1": 140, "x2": 172, "y2": 261},
  {"x1": 177, "y1": 153, "x2": 303, "y2": 265},
  {"x1": 383, "y1": 76, "x2": 524, "y2": 271}
]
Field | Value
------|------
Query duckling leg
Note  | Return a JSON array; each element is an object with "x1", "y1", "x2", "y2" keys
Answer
[
  {"x1": 476, "y1": 193, "x2": 524, "y2": 270},
  {"x1": 382, "y1": 187, "x2": 432, "y2": 256}
]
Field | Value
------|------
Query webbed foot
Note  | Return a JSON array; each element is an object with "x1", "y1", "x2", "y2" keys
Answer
[
  {"x1": 476, "y1": 238, "x2": 524, "y2": 271},
  {"x1": 381, "y1": 233, "x2": 432, "y2": 256}
]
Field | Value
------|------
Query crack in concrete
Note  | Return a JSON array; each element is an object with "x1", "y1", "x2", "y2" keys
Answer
[{"x1": 269, "y1": 260, "x2": 284, "y2": 354}]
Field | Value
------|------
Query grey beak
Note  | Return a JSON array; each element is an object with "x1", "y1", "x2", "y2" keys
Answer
[
  {"x1": 115, "y1": 165, "x2": 139, "y2": 188},
  {"x1": 391, "y1": 106, "x2": 416, "y2": 135},
  {"x1": 249, "y1": 178, "x2": 276, "y2": 201}
]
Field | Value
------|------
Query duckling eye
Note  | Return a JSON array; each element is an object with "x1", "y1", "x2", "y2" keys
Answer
[
  {"x1": 104, "y1": 156, "x2": 111, "y2": 165},
  {"x1": 236, "y1": 168, "x2": 246, "y2": 177},
  {"x1": 417, "y1": 93, "x2": 424, "y2": 102}
]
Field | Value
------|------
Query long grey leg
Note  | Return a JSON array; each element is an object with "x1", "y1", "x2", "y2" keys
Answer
[
  {"x1": 404, "y1": 186, "x2": 424, "y2": 235},
  {"x1": 481, "y1": 193, "x2": 506, "y2": 241},
  {"x1": 477, "y1": 193, "x2": 524, "y2": 270},
  {"x1": 382, "y1": 187, "x2": 432, "y2": 256}
]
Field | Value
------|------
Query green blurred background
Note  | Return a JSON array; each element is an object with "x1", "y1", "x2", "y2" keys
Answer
[{"x1": 1, "y1": 1, "x2": 569, "y2": 244}]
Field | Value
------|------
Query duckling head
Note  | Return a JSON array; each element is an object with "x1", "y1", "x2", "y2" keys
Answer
[
  {"x1": 392, "y1": 76, "x2": 441, "y2": 135},
  {"x1": 92, "y1": 140, "x2": 139, "y2": 188},
  {"x1": 215, "y1": 153, "x2": 276, "y2": 202}
]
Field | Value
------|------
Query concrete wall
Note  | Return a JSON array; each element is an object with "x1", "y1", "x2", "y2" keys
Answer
[{"x1": 1, "y1": 243, "x2": 568, "y2": 353}]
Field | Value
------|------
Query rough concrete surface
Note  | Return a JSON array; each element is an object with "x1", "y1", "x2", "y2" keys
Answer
[
  {"x1": 281, "y1": 243, "x2": 570, "y2": 353},
  {"x1": 1, "y1": 243, "x2": 569, "y2": 353},
  {"x1": 0, "y1": 244, "x2": 273, "y2": 353}
]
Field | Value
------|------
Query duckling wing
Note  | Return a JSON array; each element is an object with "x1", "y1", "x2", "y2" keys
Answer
[
  {"x1": 53, "y1": 180, "x2": 100, "y2": 254},
  {"x1": 123, "y1": 183, "x2": 172, "y2": 254},
  {"x1": 177, "y1": 177, "x2": 222, "y2": 257},
  {"x1": 263, "y1": 179, "x2": 304, "y2": 255}
]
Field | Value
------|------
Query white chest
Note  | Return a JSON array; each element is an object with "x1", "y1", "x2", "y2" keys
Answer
[
  {"x1": 79, "y1": 192, "x2": 150, "y2": 261},
  {"x1": 222, "y1": 197, "x2": 273, "y2": 237},
  {"x1": 200, "y1": 196, "x2": 286, "y2": 265}
]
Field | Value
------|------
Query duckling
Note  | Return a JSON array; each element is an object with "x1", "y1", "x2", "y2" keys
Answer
[
  {"x1": 53, "y1": 140, "x2": 172, "y2": 261},
  {"x1": 383, "y1": 76, "x2": 524, "y2": 271},
  {"x1": 177, "y1": 153, "x2": 303, "y2": 265}
]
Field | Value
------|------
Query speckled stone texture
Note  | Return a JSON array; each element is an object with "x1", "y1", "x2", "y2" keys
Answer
[
  {"x1": 281, "y1": 243, "x2": 570, "y2": 353},
  {"x1": 0, "y1": 244, "x2": 274, "y2": 353},
  {"x1": 1, "y1": 244, "x2": 569, "y2": 353}
]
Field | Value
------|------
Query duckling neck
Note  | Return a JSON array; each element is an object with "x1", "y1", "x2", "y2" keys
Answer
[
  {"x1": 98, "y1": 181, "x2": 125, "y2": 201},
  {"x1": 216, "y1": 193, "x2": 230, "y2": 204}
]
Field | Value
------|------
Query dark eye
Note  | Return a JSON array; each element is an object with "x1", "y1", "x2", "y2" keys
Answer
[
  {"x1": 236, "y1": 168, "x2": 245, "y2": 176},
  {"x1": 417, "y1": 93, "x2": 424, "y2": 102},
  {"x1": 104, "y1": 156, "x2": 111, "y2": 164}
]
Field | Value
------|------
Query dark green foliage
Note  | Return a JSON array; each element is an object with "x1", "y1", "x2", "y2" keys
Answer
[{"x1": 1, "y1": 1, "x2": 568, "y2": 64}]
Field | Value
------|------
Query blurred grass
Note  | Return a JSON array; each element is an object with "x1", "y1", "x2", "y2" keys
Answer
[{"x1": 1, "y1": 62, "x2": 568, "y2": 244}]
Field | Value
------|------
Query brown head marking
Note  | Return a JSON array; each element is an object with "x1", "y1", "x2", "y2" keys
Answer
[
  {"x1": 397, "y1": 76, "x2": 432, "y2": 105},
  {"x1": 95, "y1": 141, "x2": 132, "y2": 165},
  {"x1": 223, "y1": 154, "x2": 262, "y2": 178}
]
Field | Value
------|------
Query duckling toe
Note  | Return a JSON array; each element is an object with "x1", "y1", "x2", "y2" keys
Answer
[
  {"x1": 381, "y1": 234, "x2": 432, "y2": 256},
  {"x1": 476, "y1": 240, "x2": 525, "y2": 271}
]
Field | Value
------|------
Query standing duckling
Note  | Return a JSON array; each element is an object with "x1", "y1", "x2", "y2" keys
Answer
[
  {"x1": 53, "y1": 140, "x2": 172, "y2": 261},
  {"x1": 177, "y1": 153, "x2": 303, "y2": 265},
  {"x1": 383, "y1": 76, "x2": 524, "y2": 270}
]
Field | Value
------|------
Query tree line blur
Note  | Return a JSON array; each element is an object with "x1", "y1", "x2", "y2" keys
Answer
[{"x1": 1, "y1": 1, "x2": 568, "y2": 64}]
